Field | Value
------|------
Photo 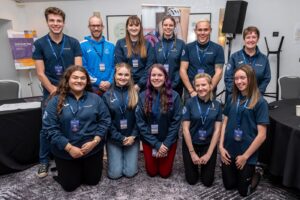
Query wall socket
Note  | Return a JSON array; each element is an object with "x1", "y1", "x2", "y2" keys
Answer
[{"x1": 273, "y1": 32, "x2": 279, "y2": 37}]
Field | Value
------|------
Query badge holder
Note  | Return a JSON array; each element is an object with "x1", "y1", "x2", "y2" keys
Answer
[
  {"x1": 55, "y1": 65, "x2": 63, "y2": 76},
  {"x1": 163, "y1": 64, "x2": 169, "y2": 73},
  {"x1": 120, "y1": 119, "x2": 128, "y2": 130},
  {"x1": 197, "y1": 69, "x2": 204, "y2": 74},
  {"x1": 151, "y1": 124, "x2": 159, "y2": 134},
  {"x1": 234, "y1": 128, "x2": 243, "y2": 141},
  {"x1": 70, "y1": 119, "x2": 80, "y2": 132},
  {"x1": 198, "y1": 129, "x2": 207, "y2": 141},
  {"x1": 132, "y1": 59, "x2": 139, "y2": 68}
]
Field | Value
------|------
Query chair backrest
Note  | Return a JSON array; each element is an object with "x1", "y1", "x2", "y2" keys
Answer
[
  {"x1": 278, "y1": 76, "x2": 300, "y2": 100},
  {"x1": 0, "y1": 80, "x2": 21, "y2": 100}
]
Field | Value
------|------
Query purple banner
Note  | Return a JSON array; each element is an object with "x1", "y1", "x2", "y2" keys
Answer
[{"x1": 9, "y1": 38, "x2": 34, "y2": 59}]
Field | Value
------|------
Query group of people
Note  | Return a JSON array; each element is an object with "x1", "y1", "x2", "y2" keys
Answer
[{"x1": 32, "y1": 7, "x2": 271, "y2": 196}]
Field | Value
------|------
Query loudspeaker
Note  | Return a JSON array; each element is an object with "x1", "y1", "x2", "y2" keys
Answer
[{"x1": 222, "y1": 1, "x2": 248, "y2": 34}]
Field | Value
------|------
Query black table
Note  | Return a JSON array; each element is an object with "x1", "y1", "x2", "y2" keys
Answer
[
  {"x1": 266, "y1": 99, "x2": 300, "y2": 190},
  {"x1": 0, "y1": 97, "x2": 42, "y2": 175}
]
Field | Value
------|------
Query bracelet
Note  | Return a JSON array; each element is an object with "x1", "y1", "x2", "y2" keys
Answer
[
  {"x1": 189, "y1": 150, "x2": 195, "y2": 153},
  {"x1": 93, "y1": 138, "x2": 99, "y2": 144}
]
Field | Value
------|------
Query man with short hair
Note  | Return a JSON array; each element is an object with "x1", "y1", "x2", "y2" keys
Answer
[
  {"x1": 180, "y1": 20, "x2": 224, "y2": 98},
  {"x1": 32, "y1": 7, "x2": 82, "y2": 178},
  {"x1": 80, "y1": 14, "x2": 115, "y2": 95}
]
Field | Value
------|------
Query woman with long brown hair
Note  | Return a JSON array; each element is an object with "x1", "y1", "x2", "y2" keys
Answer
[
  {"x1": 103, "y1": 62, "x2": 139, "y2": 179},
  {"x1": 135, "y1": 64, "x2": 182, "y2": 178},
  {"x1": 114, "y1": 15, "x2": 155, "y2": 92},
  {"x1": 43, "y1": 65, "x2": 111, "y2": 192},
  {"x1": 219, "y1": 65, "x2": 269, "y2": 196}
]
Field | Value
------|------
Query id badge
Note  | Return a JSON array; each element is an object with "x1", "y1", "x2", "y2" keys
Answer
[
  {"x1": 132, "y1": 59, "x2": 139, "y2": 68},
  {"x1": 197, "y1": 68, "x2": 205, "y2": 74},
  {"x1": 198, "y1": 129, "x2": 207, "y2": 141},
  {"x1": 55, "y1": 65, "x2": 63, "y2": 76},
  {"x1": 99, "y1": 63, "x2": 105, "y2": 71},
  {"x1": 152, "y1": 148, "x2": 157, "y2": 157},
  {"x1": 151, "y1": 124, "x2": 159, "y2": 134},
  {"x1": 120, "y1": 119, "x2": 128, "y2": 130},
  {"x1": 163, "y1": 64, "x2": 169, "y2": 73},
  {"x1": 234, "y1": 128, "x2": 243, "y2": 141},
  {"x1": 70, "y1": 119, "x2": 80, "y2": 132}
]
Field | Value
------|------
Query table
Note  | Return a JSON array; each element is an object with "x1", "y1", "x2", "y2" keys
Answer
[
  {"x1": 0, "y1": 97, "x2": 42, "y2": 175},
  {"x1": 266, "y1": 98, "x2": 300, "y2": 190}
]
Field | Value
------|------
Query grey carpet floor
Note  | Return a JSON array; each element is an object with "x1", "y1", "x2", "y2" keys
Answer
[{"x1": 1, "y1": 139, "x2": 300, "y2": 200}]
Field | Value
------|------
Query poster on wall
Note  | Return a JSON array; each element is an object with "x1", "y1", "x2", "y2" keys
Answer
[
  {"x1": 7, "y1": 30, "x2": 37, "y2": 70},
  {"x1": 142, "y1": 4, "x2": 190, "y2": 46}
]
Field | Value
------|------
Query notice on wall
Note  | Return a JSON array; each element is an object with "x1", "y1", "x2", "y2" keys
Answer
[{"x1": 7, "y1": 30, "x2": 37, "y2": 70}]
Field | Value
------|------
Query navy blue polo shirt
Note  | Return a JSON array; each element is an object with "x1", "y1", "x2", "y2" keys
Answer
[
  {"x1": 223, "y1": 95, "x2": 269, "y2": 165},
  {"x1": 154, "y1": 37, "x2": 186, "y2": 89},
  {"x1": 182, "y1": 96, "x2": 222, "y2": 145},
  {"x1": 181, "y1": 40, "x2": 224, "y2": 83},
  {"x1": 32, "y1": 34, "x2": 82, "y2": 87},
  {"x1": 114, "y1": 38, "x2": 155, "y2": 89},
  {"x1": 102, "y1": 85, "x2": 139, "y2": 146},
  {"x1": 224, "y1": 47, "x2": 271, "y2": 94}
]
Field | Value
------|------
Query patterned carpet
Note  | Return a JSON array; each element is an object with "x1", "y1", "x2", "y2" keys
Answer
[{"x1": 1, "y1": 139, "x2": 300, "y2": 200}]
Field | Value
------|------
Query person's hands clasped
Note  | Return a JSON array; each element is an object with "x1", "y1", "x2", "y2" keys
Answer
[
  {"x1": 190, "y1": 151, "x2": 201, "y2": 165},
  {"x1": 99, "y1": 81, "x2": 111, "y2": 91},
  {"x1": 199, "y1": 153, "x2": 211, "y2": 165},
  {"x1": 235, "y1": 154, "x2": 248, "y2": 170},
  {"x1": 157, "y1": 144, "x2": 168, "y2": 158},
  {"x1": 81, "y1": 140, "x2": 98, "y2": 155},
  {"x1": 68, "y1": 146, "x2": 84, "y2": 159},
  {"x1": 123, "y1": 136, "x2": 135, "y2": 146}
]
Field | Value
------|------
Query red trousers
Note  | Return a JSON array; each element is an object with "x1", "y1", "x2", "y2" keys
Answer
[{"x1": 142, "y1": 141, "x2": 177, "y2": 178}]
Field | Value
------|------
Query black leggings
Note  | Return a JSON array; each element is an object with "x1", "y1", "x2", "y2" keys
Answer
[
  {"x1": 182, "y1": 140, "x2": 217, "y2": 186},
  {"x1": 54, "y1": 149, "x2": 103, "y2": 192},
  {"x1": 221, "y1": 159, "x2": 254, "y2": 197}
]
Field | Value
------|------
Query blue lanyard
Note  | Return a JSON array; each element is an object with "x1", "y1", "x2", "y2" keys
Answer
[
  {"x1": 47, "y1": 35, "x2": 65, "y2": 62},
  {"x1": 196, "y1": 42, "x2": 210, "y2": 67},
  {"x1": 90, "y1": 41, "x2": 104, "y2": 62},
  {"x1": 68, "y1": 99, "x2": 83, "y2": 119},
  {"x1": 161, "y1": 41, "x2": 174, "y2": 63},
  {"x1": 113, "y1": 92, "x2": 128, "y2": 116},
  {"x1": 236, "y1": 97, "x2": 249, "y2": 127},
  {"x1": 196, "y1": 98, "x2": 211, "y2": 125},
  {"x1": 242, "y1": 52, "x2": 256, "y2": 67},
  {"x1": 152, "y1": 93, "x2": 160, "y2": 117}
]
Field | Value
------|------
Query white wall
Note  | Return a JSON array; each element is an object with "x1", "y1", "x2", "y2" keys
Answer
[{"x1": 1, "y1": 0, "x2": 300, "y2": 99}]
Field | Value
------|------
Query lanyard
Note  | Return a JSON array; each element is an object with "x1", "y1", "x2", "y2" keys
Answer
[
  {"x1": 196, "y1": 42, "x2": 210, "y2": 66},
  {"x1": 242, "y1": 52, "x2": 256, "y2": 67},
  {"x1": 152, "y1": 93, "x2": 160, "y2": 118},
  {"x1": 68, "y1": 99, "x2": 83, "y2": 119},
  {"x1": 236, "y1": 97, "x2": 249, "y2": 127},
  {"x1": 113, "y1": 92, "x2": 128, "y2": 116},
  {"x1": 195, "y1": 98, "x2": 211, "y2": 125},
  {"x1": 161, "y1": 40, "x2": 174, "y2": 63},
  {"x1": 47, "y1": 35, "x2": 65, "y2": 62},
  {"x1": 90, "y1": 41, "x2": 104, "y2": 62}
]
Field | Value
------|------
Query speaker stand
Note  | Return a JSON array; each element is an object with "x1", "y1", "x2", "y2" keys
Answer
[{"x1": 263, "y1": 36, "x2": 284, "y2": 101}]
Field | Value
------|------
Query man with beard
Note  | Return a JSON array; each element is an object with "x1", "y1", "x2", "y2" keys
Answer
[
  {"x1": 80, "y1": 14, "x2": 115, "y2": 95},
  {"x1": 33, "y1": 7, "x2": 82, "y2": 178}
]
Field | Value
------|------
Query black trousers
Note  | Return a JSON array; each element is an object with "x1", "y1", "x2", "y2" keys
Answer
[
  {"x1": 182, "y1": 140, "x2": 217, "y2": 186},
  {"x1": 54, "y1": 149, "x2": 103, "y2": 192},
  {"x1": 221, "y1": 159, "x2": 254, "y2": 197}
]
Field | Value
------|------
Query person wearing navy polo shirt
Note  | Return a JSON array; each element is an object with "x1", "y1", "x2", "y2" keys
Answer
[
  {"x1": 224, "y1": 26, "x2": 271, "y2": 97},
  {"x1": 114, "y1": 15, "x2": 155, "y2": 92},
  {"x1": 80, "y1": 14, "x2": 115, "y2": 96},
  {"x1": 182, "y1": 73, "x2": 222, "y2": 186},
  {"x1": 136, "y1": 64, "x2": 182, "y2": 178},
  {"x1": 103, "y1": 63, "x2": 139, "y2": 179},
  {"x1": 43, "y1": 66, "x2": 111, "y2": 191},
  {"x1": 32, "y1": 7, "x2": 82, "y2": 178},
  {"x1": 180, "y1": 20, "x2": 224, "y2": 99},
  {"x1": 219, "y1": 65, "x2": 269, "y2": 196},
  {"x1": 154, "y1": 16, "x2": 186, "y2": 97}
]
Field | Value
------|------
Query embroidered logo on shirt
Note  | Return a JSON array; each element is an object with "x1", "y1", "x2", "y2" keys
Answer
[{"x1": 104, "y1": 49, "x2": 110, "y2": 54}]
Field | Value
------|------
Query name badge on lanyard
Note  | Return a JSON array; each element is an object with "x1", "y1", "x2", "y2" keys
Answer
[
  {"x1": 70, "y1": 119, "x2": 80, "y2": 132},
  {"x1": 164, "y1": 64, "x2": 169, "y2": 73},
  {"x1": 132, "y1": 59, "x2": 139, "y2": 68},
  {"x1": 198, "y1": 129, "x2": 207, "y2": 141},
  {"x1": 99, "y1": 63, "x2": 105, "y2": 71},
  {"x1": 197, "y1": 68, "x2": 205, "y2": 74},
  {"x1": 234, "y1": 97, "x2": 248, "y2": 141},
  {"x1": 55, "y1": 65, "x2": 63, "y2": 76},
  {"x1": 120, "y1": 119, "x2": 128, "y2": 130},
  {"x1": 151, "y1": 124, "x2": 159, "y2": 134},
  {"x1": 234, "y1": 128, "x2": 243, "y2": 141}
]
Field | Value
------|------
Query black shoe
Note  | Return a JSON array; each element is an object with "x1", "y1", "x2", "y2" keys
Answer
[
  {"x1": 37, "y1": 163, "x2": 49, "y2": 178},
  {"x1": 250, "y1": 166, "x2": 264, "y2": 192}
]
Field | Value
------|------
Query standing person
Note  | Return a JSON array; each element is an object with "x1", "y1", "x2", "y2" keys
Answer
[
  {"x1": 114, "y1": 15, "x2": 155, "y2": 92},
  {"x1": 32, "y1": 7, "x2": 82, "y2": 178},
  {"x1": 80, "y1": 14, "x2": 115, "y2": 96},
  {"x1": 154, "y1": 16, "x2": 186, "y2": 97},
  {"x1": 180, "y1": 20, "x2": 224, "y2": 98},
  {"x1": 43, "y1": 65, "x2": 111, "y2": 192},
  {"x1": 182, "y1": 73, "x2": 222, "y2": 186},
  {"x1": 103, "y1": 63, "x2": 139, "y2": 179},
  {"x1": 219, "y1": 65, "x2": 269, "y2": 196},
  {"x1": 136, "y1": 64, "x2": 182, "y2": 178},
  {"x1": 224, "y1": 26, "x2": 271, "y2": 97}
]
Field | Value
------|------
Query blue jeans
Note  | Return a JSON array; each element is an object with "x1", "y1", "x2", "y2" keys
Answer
[
  {"x1": 39, "y1": 91, "x2": 51, "y2": 164},
  {"x1": 106, "y1": 139, "x2": 139, "y2": 179}
]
